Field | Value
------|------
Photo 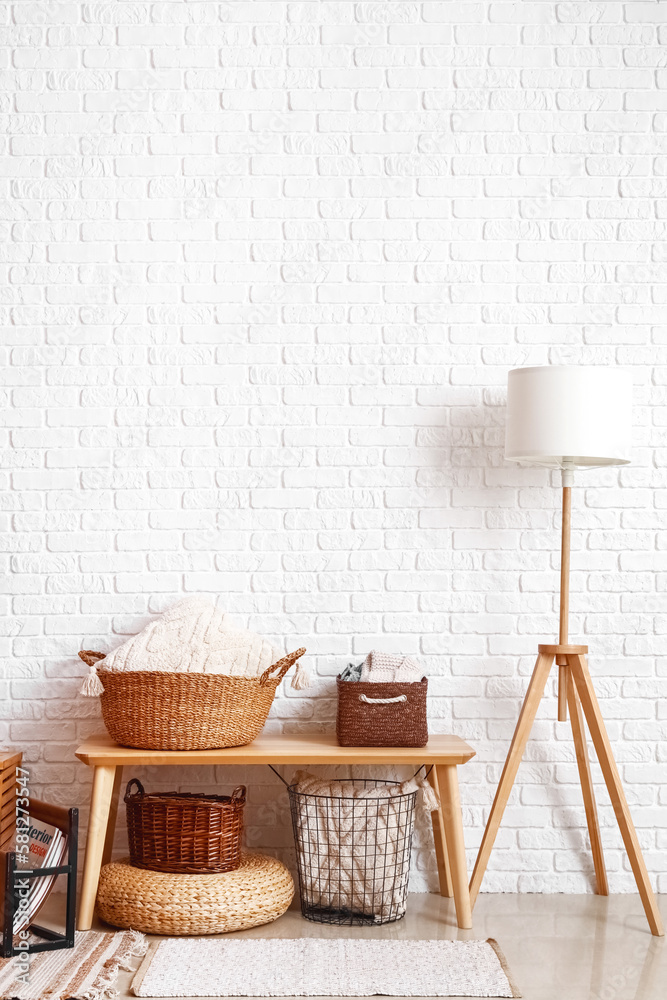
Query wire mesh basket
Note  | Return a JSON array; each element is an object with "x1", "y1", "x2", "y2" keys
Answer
[{"x1": 285, "y1": 777, "x2": 418, "y2": 926}]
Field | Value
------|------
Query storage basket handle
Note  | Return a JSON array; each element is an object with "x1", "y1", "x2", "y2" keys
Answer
[
  {"x1": 231, "y1": 785, "x2": 246, "y2": 803},
  {"x1": 124, "y1": 778, "x2": 145, "y2": 803},
  {"x1": 78, "y1": 650, "x2": 106, "y2": 667},
  {"x1": 259, "y1": 647, "x2": 306, "y2": 687},
  {"x1": 359, "y1": 693, "x2": 408, "y2": 705},
  {"x1": 268, "y1": 764, "x2": 432, "y2": 786}
]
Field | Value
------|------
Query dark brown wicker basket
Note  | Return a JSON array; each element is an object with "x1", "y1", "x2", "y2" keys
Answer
[
  {"x1": 124, "y1": 778, "x2": 246, "y2": 874},
  {"x1": 336, "y1": 676, "x2": 428, "y2": 748}
]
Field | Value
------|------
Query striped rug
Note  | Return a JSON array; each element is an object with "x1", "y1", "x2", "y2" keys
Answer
[{"x1": 0, "y1": 929, "x2": 145, "y2": 1000}]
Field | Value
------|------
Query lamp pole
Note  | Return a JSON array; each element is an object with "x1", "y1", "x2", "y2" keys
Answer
[{"x1": 557, "y1": 464, "x2": 573, "y2": 722}]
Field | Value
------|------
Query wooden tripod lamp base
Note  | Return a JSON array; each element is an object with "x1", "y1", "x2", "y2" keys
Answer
[
  {"x1": 492, "y1": 366, "x2": 661, "y2": 934},
  {"x1": 469, "y1": 644, "x2": 664, "y2": 937}
]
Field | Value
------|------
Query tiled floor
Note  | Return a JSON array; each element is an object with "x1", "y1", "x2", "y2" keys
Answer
[{"x1": 46, "y1": 892, "x2": 667, "y2": 999}]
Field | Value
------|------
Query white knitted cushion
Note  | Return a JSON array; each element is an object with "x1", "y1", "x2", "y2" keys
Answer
[{"x1": 100, "y1": 598, "x2": 281, "y2": 677}]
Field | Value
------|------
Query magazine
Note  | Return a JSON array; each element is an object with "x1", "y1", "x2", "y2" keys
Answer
[{"x1": 13, "y1": 818, "x2": 68, "y2": 933}]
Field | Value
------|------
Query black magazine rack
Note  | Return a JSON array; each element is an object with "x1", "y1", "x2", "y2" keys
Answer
[{"x1": 1, "y1": 800, "x2": 78, "y2": 958}]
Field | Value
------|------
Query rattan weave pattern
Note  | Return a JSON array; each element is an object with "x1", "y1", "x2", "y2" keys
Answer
[
  {"x1": 124, "y1": 778, "x2": 245, "y2": 874},
  {"x1": 96, "y1": 853, "x2": 294, "y2": 936},
  {"x1": 336, "y1": 677, "x2": 428, "y2": 747},
  {"x1": 78, "y1": 648, "x2": 305, "y2": 750}
]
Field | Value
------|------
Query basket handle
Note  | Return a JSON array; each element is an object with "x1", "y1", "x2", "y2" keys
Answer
[
  {"x1": 359, "y1": 693, "x2": 408, "y2": 705},
  {"x1": 78, "y1": 650, "x2": 106, "y2": 667},
  {"x1": 124, "y1": 778, "x2": 145, "y2": 803},
  {"x1": 259, "y1": 647, "x2": 306, "y2": 687},
  {"x1": 231, "y1": 785, "x2": 246, "y2": 803}
]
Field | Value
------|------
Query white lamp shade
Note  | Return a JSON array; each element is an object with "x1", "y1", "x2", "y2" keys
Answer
[{"x1": 505, "y1": 365, "x2": 632, "y2": 468}]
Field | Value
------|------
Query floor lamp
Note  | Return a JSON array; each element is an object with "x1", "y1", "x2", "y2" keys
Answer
[{"x1": 469, "y1": 365, "x2": 663, "y2": 937}]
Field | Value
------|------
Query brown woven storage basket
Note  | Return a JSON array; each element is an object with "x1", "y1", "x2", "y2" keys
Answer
[
  {"x1": 124, "y1": 778, "x2": 245, "y2": 874},
  {"x1": 78, "y1": 647, "x2": 306, "y2": 751},
  {"x1": 336, "y1": 676, "x2": 428, "y2": 748}
]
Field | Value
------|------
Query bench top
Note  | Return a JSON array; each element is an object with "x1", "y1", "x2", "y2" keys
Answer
[{"x1": 75, "y1": 732, "x2": 476, "y2": 767}]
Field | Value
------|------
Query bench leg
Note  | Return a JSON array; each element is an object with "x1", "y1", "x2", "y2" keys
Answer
[
  {"x1": 437, "y1": 764, "x2": 472, "y2": 930},
  {"x1": 428, "y1": 765, "x2": 453, "y2": 897},
  {"x1": 102, "y1": 766, "x2": 123, "y2": 867},
  {"x1": 78, "y1": 765, "x2": 116, "y2": 931}
]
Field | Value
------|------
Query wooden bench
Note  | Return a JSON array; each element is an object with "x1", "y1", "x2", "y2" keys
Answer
[{"x1": 75, "y1": 733, "x2": 476, "y2": 932}]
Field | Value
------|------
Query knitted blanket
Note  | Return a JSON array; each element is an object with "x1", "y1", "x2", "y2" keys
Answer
[
  {"x1": 80, "y1": 598, "x2": 309, "y2": 694},
  {"x1": 360, "y1": 650, "x2": 422, "y2": 683},
  {"x1": 100, "y1": 598, "x2": 281, "y2": 676}
]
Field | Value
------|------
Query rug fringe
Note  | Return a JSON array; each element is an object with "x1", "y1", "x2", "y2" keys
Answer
[{"x1": 81, "y1": 930, "x2": 147, "y2": 1000}]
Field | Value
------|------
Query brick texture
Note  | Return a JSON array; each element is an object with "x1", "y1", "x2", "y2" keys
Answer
[{"x1": 3, "y1": 0, "x2": 667, "y2": 895}]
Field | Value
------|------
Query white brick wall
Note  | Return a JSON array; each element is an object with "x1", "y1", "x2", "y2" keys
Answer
[{"x1": 3, "y1": 0, "x2": 667, "y2": 895}]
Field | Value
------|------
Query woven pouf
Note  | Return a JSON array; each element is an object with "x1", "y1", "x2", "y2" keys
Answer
[{"x1": 96, "y1": 852, "x2": 294, "y2": 936}]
